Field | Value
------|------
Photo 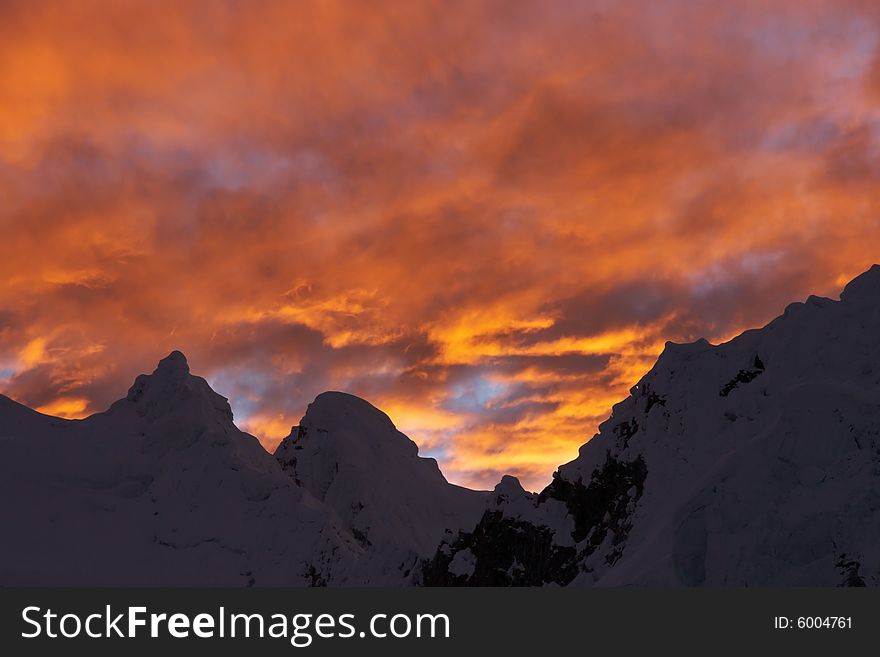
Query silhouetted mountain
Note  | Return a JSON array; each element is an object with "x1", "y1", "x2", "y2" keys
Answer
[
  {"x1": 0, "y1": 351, "x2": 483, "y2": 585},
  {"x1": 2, "y1": 267, "x2": 880, "y2": 586},
  {"x1": 424, "y1": 266, "x2": 880, "y2": 586},
  {"x1": 275, "y1": 392, "x2": 486, "y2": 583},
  {"x1": 0, "y1": 351, "x2": 374, "y2": 585}
]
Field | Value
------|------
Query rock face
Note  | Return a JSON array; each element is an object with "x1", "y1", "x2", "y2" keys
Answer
[
  {"x1": 274, "y1": 392, "x2": 487, "y2": 583},
  {"x1": 422, "y1": 475, "x2": 579, "y2": 586},
  {"x1": 424, "y1": 266, "x2": 880, "y2": 586}
]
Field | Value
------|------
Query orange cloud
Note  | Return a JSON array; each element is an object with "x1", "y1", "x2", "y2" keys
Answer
[
  {"x1": 1, "y1": 1, "x2": 880, "y2": 489},
  {"x1": 35, "y1": 397, "x2": 90, "y2": 419}
]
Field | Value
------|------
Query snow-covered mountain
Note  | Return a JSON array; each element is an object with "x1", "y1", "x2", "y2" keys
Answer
[
  {"x1": 0, "y1": 351, "x2": 365, "y2": 585},
  {"x1": 0, "y1": 351, "x2": 485, "y2": 585},
  {"x1": 3, "y1": 266, "x2": 880, "y2": 586},
  {"x1": 424, "y1": 266, "x2": 880, "y2": 586},
  {"x1": 274, "y1": 392, "x2": 486, "y2": 583}
]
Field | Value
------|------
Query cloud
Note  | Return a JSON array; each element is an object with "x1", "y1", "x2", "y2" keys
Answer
[{"x1": 1, "y1": 0, "x2": 879, "y2": 489}]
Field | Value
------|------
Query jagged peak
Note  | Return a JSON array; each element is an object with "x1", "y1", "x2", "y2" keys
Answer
[
  {"x1": 662, "y1": 337, "x2": 712, "y2": 355},
  {"x1": 494, "y1": 474, "x2": 526, "y2": 496},
  {"x1": 126, "y1": 350, "x2": 192, "y2": 402},
  {"x1": 805, "y1": 294, "x2": 834, "y2": 307},
  {"x1": 487, "y1": 474, "x2": 536, "y2": 516},
  {"x1": 114, "y1": 351, "x2": 233, "y2": 424},
  {"x1": 840, "y1": 264, "x2": 880, "y2": 305},
  {"x1": 650, "y1": 338, "x2": 713, "y2": 375},
  {"x1": 154, "y1": 350, "x2": 190, "y2": 378}
]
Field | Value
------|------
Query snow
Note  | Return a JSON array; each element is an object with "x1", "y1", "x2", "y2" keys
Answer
[
  {"x1": 448, "y1": 548, "x2": 477, "y2": 577},
  {"x1": 0, "y1": 352, "x2": 363, "y2": 586},
  {"x1": 429, "y1": 265, "x2": 880, "y2": 587},
  {"x1": 3, "y1": 266, "x2": 880, "y2": 586},
  {"x1": 274, "y1": 391, "x2": 487, "y2": 583},
  {"x1": 578, "y1": 268, "x2": 880, "y2": 586},
  {"x1": 0, "y1": 354, "x2": 486, "y2": 586}
]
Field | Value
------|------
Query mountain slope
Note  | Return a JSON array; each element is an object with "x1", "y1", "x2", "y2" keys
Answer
[
  {"x1": 274, "y1": 391, "x2": 487, "y2": 583},
  {"x1": 424, "y1": 266, "x2": 880, "y2": 586},
  {"x1": 0, "y1": 353, "x2": 485, "y2": 586},
  {"x1": 0, "y1": 351, "x2": 363, "y2": 585},
  {"x1": 3, "y1": 267, "x2": 880, "y2": 586}
]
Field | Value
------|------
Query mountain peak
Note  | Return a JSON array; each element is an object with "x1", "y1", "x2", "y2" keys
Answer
[
  {"x1": 494, "y1": 474, "x2": 526, "y2": 497},
  {"x1": 274, "y1": 390, "x2": 487, "y2": 563},
  {"x1": 115, "y1": 351, "x2": 233, "y2": 425},
  {"x1": 155, "y1": 350, "x2": 190, "y2": 378},
  {"x1": 840, "y1": 264, "x2": 880, "y2": 305},
  {"x1": 297, "y1": 391, "x2": 417, "y2": 457},
  {"x1": 311, "y1": 391, "x2": 395, "y2": 422}
]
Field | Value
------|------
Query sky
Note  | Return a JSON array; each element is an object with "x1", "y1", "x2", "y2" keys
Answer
[{"x1": 1, "y1": 0, "x2": 879, "y2": 490}]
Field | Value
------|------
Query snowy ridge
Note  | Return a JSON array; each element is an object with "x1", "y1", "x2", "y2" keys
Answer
[
  {"x1": 0, "y1": 353, "x2": 483, "y2": 585},
  {"x1": 425, "y1": 266, "x2": 880, "y2": 587},
  {"x1": 0, "y1": 351, "x2": 364, "y2": 585},
  {"x1": 3, "y1": 267, "x2": 880, "y2": 586},
  {"x1": 274, "y1": 392, "x2": 487, "y2": 583}
]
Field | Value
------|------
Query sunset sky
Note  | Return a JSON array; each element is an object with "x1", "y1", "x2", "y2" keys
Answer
[{"x1": 1, "y1": 0, "x2": 879, "y2": 490}]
